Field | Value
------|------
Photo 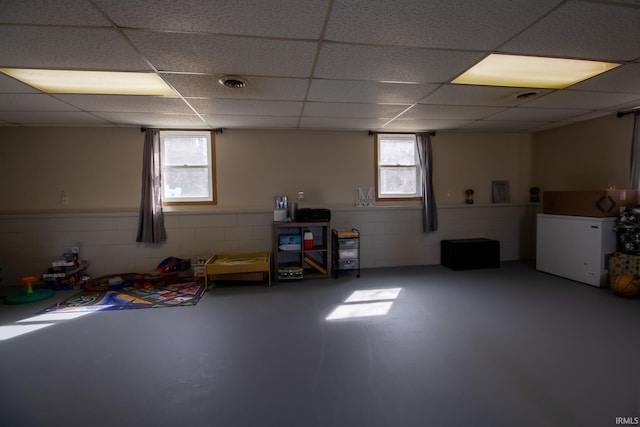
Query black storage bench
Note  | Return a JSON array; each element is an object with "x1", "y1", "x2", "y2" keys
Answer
[{"x1": 440, "y1": 238, "x2": 500, "y2": 271}]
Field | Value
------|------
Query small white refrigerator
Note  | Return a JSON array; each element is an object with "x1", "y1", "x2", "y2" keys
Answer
[{"x1": 536, "y1": 214, "x2": 617, "y2": 287}]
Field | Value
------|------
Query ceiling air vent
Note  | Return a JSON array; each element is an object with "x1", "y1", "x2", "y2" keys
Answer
[
  {"x1": 515, "y1": 91, "x2": 539, "y2": 100},
  {"x1": 218, "y1": 75, "x2": 247, "y2": 89}
]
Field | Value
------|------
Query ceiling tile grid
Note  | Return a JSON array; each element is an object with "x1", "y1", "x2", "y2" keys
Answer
[
  {"x1": 94, "y1": 0, "x2": 330, "y2": 39},
  {"x1": 325, "y1": 0, "x2": 564, "y2": 50},
  {"x1": 499, "y1": 1, "x2": 640, "y2": 62},
  {"x1": 306, "y1": 80, "x2": 439, "y2": 104},
  {"x1": 189, "y1": 99, "x2": 304, "y2": 116},
  {"x1": 0, "y1": 94, "x2": 80, "y2": 112},
  {"x1": 0, "y1": 0, "x2": 638, "y2": 132},
  {"x1": 302, "y1": 102, "x2": 411, "y2": 119},
  {"x1": 0, "y1": 0, "x2": 112, "y2": 26},
  {"x1": 124, "y1": 31, "x2": 319, "y2": 76},
  {"x1": 164, "y1": 75, "x2": 309, "y2": 100},
  {"x1": 314, "y1": 43, "x2": 485, "y2": 83},
  {"x1": 0, "y1": 26, "x2": 151, "y2": 71}
]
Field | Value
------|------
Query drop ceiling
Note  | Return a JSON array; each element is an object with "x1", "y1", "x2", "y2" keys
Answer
[{"x1": 0, "y1": 0, "x2": 639, "y2": 133}]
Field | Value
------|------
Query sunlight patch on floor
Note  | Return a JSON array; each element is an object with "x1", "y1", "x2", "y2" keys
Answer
[
  {"x1": 0, "y1": 323, "x2": 54, "y2": 341},
  {"x1": 344, "y1": 288, "x2": 402, "y2": 303},
  {"x1": 0, "y1": 310, "x2": 94, "y2": 341},
  {"x1": 326, "y1": 301, "x2": 393, "y2": 320},
  {"x1": 326, "y1": 288, "x2": 401, "y2": 321}
]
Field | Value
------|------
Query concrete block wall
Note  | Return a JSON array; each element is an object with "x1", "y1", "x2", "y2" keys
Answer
[{"x1": 0, "y1": 204, "x2": 537, "y2": 286}]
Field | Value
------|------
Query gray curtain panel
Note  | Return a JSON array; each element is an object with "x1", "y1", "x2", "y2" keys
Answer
[
  {"x1": 416, "y1": 132, "x2": 438, "y2": 233},
  {"x1": 629, "y1": 112, "x2": 640, "y2": 189},
  {"x1": 136, "y1": 128, "x2": 167, "y2": 243}
]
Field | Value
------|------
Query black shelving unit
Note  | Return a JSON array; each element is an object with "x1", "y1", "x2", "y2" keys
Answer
[{"x1": 273, "y1": 221, "x2": 331, "y2": 282}]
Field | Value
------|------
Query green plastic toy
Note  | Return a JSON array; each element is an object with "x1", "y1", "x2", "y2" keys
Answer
[{"x1": 5, "y1": 276, "x2": 54, "y2": 305}]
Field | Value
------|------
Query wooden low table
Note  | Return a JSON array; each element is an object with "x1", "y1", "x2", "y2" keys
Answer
[{"x1": 204, "y1": 252, "x2": 271, "y2": 289}]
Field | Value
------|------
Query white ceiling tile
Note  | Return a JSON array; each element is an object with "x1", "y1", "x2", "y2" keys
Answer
[
  {"x1": 95, "y1": 0, "x2": 329, "y2": 39},
  {"x1": 164, "y1": 75, "x2": 309, "y2": 100},
  {"x1": 189, "y1": 99, "x2": 303, "y2": 116},
  {"x1": 303, "y1": 102, "x2": 409, "y2": 118},
  {"x1": 420, "y1": 84, "x2": 553, "y2": 106},
  {"x1": 0, "y1": 73, "x2": 40, "y2": 93},
  {"x1": 53, "y1": 95, "x2": 193, "y2": 113},
  {"x1": 487, "y1": 107, "x2": 591, "y2": 122},
  {"x1": 314, "y1": 43, "x2": 484, "y2": 83},
  {"x1": 0, "y1": 27, "x2": 150, "y2": 70},
  {"x1": 522, "y1": 90, "x2": 640, "y2": 110},
  {"x1": 0, "y1": 111, "x2": 111, "y2": 125},
  {"x1": 0, "y1": 0, "x2": 637, "y2": 132},
  {"x1": 205, "y1": 115, "x2": 300, "y2": 128},
  {"x1": 126, "y1": 30, "x2": 317, "y2": 76},
  {"x1": 400, "y1": 104, "x2": 507, "y2": 120},
  {"x1": 530, "y1": 122, "x2": 576, "y2": 132},
  {"x1": 557, "y1": 110, "x2": 615, "y2": 124},
  {"x1": 460, "y1": 120, "x2": 553, "y2": 132},
  {"x1": 500, "y1": 1, "x2": 640, "y2": 61},
  {"x1": 382, "y1": 118, "x2": 474, "y2": 131},
  {"x1": 0, "y1": 94, "x2": 79, "y2": 111},
  {"x1": 0, "y1": 0, "x2": 111, "y2": 26},
  {"x1": 610, "y1": 0, "x2": 640, "y2": 4},
  {"x1": 571, "y1": 63, "x2": 640, "y2": 94},
  {"x1": 326, "y1": 0, "x2": 562, "y2": 50},
  {"x1": 299, "y1": 117, "x2": 388, "y2": 130},
  {"x1": 605, "y1": 99, "x2": 640, "y2": 113},
  {"x1": 92, "y1": 112, "x2": 207, "y2": 127},
  {"x1": 308, "y1": 80, "x2": 438, "y2": 103}
]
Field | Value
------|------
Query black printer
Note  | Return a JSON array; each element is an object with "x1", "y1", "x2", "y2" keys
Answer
[{"x1": 296, "y1": 208, "x2": 331, "y2": 222}]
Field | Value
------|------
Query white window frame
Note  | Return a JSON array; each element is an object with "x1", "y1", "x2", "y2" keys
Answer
[
  {"x1": 160, "y1": 130, "x2": 216, "y2": 205},
  {"x1": 375, "y1": 133, "x2": 422, "y2": 201}
]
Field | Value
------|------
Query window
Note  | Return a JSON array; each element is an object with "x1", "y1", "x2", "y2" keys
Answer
[
  {"x1": 160, "y1": 130, "x2": 216, "y2": 205},
  {"x1": 374, "y1": 133, "x2": 422, "y2": 200}
]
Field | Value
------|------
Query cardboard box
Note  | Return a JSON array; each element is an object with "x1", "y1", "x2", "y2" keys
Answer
[{"x1": 542, "y1": 190, "x2": 637, "y2": 217}]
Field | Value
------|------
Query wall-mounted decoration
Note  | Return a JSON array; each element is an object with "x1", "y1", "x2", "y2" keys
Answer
[
  {"x1": 529, "y1": 187, "x2": 540, "y2": 202},
  {"x1": 465, "y1": 189, "x2": 474, "y2": 204},
  {"x1": 355, "y1": 187, "x2": 375, "y2": 207},
  {"x1": 492, "y1": 181, "x2": 510, "y2": 203}
]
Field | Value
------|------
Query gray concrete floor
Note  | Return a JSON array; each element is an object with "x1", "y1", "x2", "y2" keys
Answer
[{"x1": 0, "y1": 261, "x2": 639, "y2": 427}]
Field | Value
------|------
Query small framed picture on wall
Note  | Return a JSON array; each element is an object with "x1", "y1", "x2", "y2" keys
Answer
[{"x1": 492, "y1": 180, "x2": 511, "y2": 203}]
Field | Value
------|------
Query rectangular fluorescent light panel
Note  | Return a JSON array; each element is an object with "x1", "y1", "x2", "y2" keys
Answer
[
  {"x1": 452, "y1": 54, "x2": 620, "y2": 89},
  {"x1": 0, "y1": 68, "x2": 176, "y2": 96}
]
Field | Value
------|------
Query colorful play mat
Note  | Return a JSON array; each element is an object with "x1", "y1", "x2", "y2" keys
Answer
[{"x1": 38, "y1": 281, "x2": 206, "y2": 314}]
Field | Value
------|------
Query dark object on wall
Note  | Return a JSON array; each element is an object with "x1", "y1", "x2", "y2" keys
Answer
[
  {"x1": 492, "y1": 180, "x2": 510, "y2": 203},
  {"x1": 440, "y1": 238, "x2": 500, "y2": 270},
  {"x1": 465, "y1": 189, "x2": 474, "y2": 204},
  {"x1": 296, "y1": 208, "x2": 331, "y2": 222},
  {"x1": 529, "y1": 187, "x2": 540, "y2": 202}
]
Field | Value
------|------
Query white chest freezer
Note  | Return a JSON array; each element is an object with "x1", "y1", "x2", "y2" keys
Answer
[{"x1": 536, "y1": 214, "x2": 617, "y2": 287}]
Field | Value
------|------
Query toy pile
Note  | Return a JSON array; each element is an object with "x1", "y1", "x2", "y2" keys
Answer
[
  {"x1": 614, "y1": 208, "x2": 640, "y2": 255},
  {"x1": 42, "y1": 246, "x2": 89, "y2": 290},
  {"x1": 609, "y1": 209, "x2": 640, "y2": 298}
]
